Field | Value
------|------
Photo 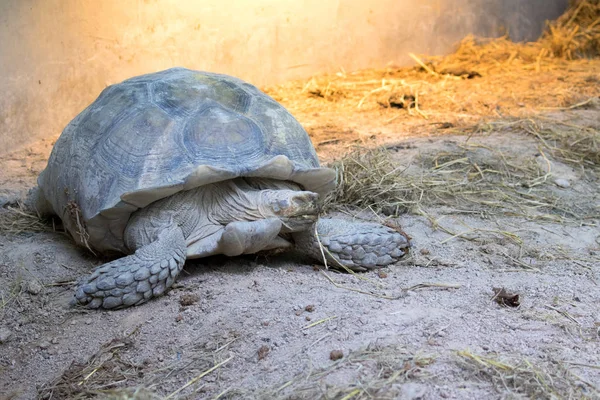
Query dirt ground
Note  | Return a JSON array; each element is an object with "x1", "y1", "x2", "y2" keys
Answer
[{"x1": 1, "y1": 48, "x2": 600, "y2": 399}]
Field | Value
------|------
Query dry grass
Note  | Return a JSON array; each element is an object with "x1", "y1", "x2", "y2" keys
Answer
[
  {"x1": 542, "y1": 0, "x2": 600, "y2": 59},
  {"x1": 517, "y1": 116, "x2": 600, "y2": 168},
  {"x1": 38, "y1": 337, "x2": 149, "y2": 400},
  {"x1": 265, "y1": 1, "x2": 600, "y2": 150},
  {"x1": 323, "y1": 134, "x2": 598, "y2": 224},
  {"x1": 0, "y1": 202, "x2": 53, "y2": 234},
  {"x1": 421, "y1": 1, "x2": 600, "y2": 73},
  {"x1": 456, "y1": 350, "x2": 599, "y2": 399},
  {"x1": 241, "y1": 344, "x2": 434, "y2": 400},
  {"x1": 38, "y1": 330, "x2": 235, "y2": 400}
]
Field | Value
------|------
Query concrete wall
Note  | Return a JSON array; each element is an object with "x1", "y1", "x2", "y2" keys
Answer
[{"x1": 0, "y1": 0, "x2": 567, "y2": 154}]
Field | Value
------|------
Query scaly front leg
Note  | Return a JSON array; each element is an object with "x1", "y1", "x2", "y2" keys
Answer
[
  {"x1": 292, "y1": 218, "x2": 410, "y2": 271},
  {"x1": 74, "y1": 227, "x2": 186, "y2": 309}
]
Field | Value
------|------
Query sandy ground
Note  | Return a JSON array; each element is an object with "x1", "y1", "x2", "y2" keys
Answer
[{"x1": 1, "y1": 63, "x2": 599, "y2": 400}]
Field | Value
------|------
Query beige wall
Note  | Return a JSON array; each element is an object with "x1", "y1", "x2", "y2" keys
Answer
[{"x1": 0, "y1": 0, "x2": 566, "y2": 154}]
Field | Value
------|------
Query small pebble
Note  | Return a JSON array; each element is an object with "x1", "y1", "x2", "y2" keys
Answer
[
  {"x1": 420, "y1": 248, "x2": 431, "y2": 255},
  {"x1": 330, "y1": 349, "x2": 343, "y2": 361},
  {"x1": 257, "y1": 345, "x2": 270, "y2": 360},
  {"x1": 85, "y1": 318, "x2": 93, "y2": 325},
  {"x1": 27, "y1": 281, "x2": 43, "y2": 295},
  {"x1": 39, "y1": 340, "x2": 51, "y2": 349},
  {"x1": 0, "y1": 328, "x2": 12, "y2": 344},
  {"x1": 304, "y1": 305, "x2": 315, "y2": 312},
  {"x1": 554, "y1": 178, "x2": 570, "y2": 188},
  {"x1": 179, "y1": 293, "x2": 199, "y2": 306}
]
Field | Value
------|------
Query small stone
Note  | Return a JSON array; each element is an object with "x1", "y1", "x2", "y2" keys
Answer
[
  {"x1": 420, "y1": 248, "x2": 430, "y2": 255},
  {"x1": 0, "y1": 328, "x2": 12, "y2": 344},
  {"x1": 158, "y1": 355, "x2": 164, "y2": 362},
  {"x1": 261, "y1": 321, "x2": 270, "y2": 327},
  {"x1": 305, "y1": 316, "x2": 311, "y2": 321},
  {"x1": 330, "y1": 349, "x2": 343, "y2": 361},
  {"x1": 39, "y1": 340, "x2": 51, "y2": 349},
  {"x1": 554, "y1": 178, "x2": 570, "y2": 188},
  {"x1": 27, "y1": 280, "x2": 43, "y2": 295},
  {"x1": 304, "y1": 304, "x2": 315, "y2": 312},
  {"x1": 179, "y1": 294, "x2": 199, "y2": 306},
  {"x1": 378, "y1": 271, "x2": 388, "y2": 279},
  {"x1": 257, "y1": 345, "x2": 270, "y2": 360},
  {"x1": 175, "y1": 314, "x2": 184, "y2": 322}
]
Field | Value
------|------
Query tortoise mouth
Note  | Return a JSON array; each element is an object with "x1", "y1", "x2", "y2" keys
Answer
[{"x1": 279, "y1": 213, "x2": 319, "y2": 233}]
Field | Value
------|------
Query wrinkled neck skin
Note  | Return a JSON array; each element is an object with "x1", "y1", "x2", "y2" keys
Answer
[{"x1": 124, "y1": 178, "x2": 319, "y2": 252}]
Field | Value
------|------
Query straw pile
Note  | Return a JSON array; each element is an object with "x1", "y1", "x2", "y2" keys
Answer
[
  {"x1": 542, "y1": 0, "x2": 600, "y2": 59},
  {"x1": 323, "y1": 137, "x2": 598, "y2": 224},
  {"x1": 429, "y1": 0, "x2": 600, "y2": 74}
]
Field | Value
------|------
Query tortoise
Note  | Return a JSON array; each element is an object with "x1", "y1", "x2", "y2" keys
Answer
[{"x1": 30, "y1": 68, "x2": 410, "y2": 309}]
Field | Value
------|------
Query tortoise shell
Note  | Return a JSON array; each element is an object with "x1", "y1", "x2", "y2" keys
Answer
[{"x1": 39, "y1": 68, "x2": 335, "y2": 253}]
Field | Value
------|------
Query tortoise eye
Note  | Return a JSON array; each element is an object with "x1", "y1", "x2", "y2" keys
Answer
[{"x1": 278, "y1": 199, "x2": 290, "y2": 210}]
